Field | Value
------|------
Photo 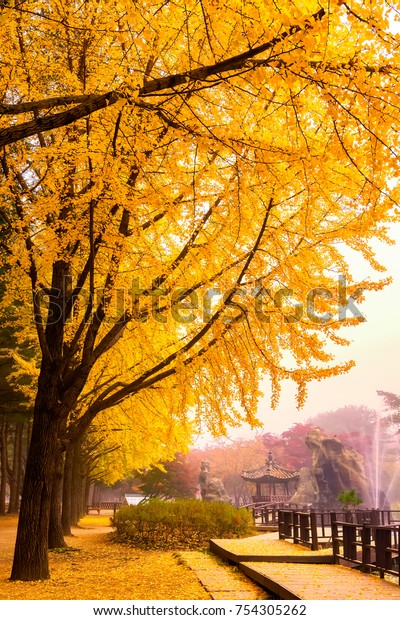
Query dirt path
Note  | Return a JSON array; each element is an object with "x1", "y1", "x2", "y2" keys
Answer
[{"x1": 0, "y1": 515, "x2": 211, "y2": 600}]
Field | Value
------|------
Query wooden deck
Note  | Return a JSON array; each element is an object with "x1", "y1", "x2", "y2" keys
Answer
[
  {"x1": 210, "y1": 534, "x2": 334, "y2": 564},
  {"x1": 210, "y1": 533, "x2": 400, "y2": 600},
  {"x1": 240, "y1": 562, "x2": 400, "y2": 600}
]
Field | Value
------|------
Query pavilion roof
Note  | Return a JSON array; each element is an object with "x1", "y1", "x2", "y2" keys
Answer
[{"x1": 241, "y1": 453, "x2": 299, "y2": 483}]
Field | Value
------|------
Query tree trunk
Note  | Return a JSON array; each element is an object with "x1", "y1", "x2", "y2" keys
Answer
[
  {"x1": 8, "y1": 422, "x2": 23, "y2": 514},
  {"x1": 78, "y1": 474, "x2": 86, "y2": 520},
  {"x1": 61, "y1": 442, "x2": 73, "y2": 536},
  {"x1": 10, "y1": 398, "x2": 59, "y2": 581},
  {"x1": 11, "y1": 259, "x2": 74, "y2": 580},
  {"x1": 71, "y1": 438, "x2": 83, "y2": 526},
  {"x1": 0, "y1": 417, "x2": 7, "y2": 515},
  {"x1": 16, "y1": 420, "x2": 25, "y2": 505},
  {"x1": 48, "y1": 444, "x2": 67, "y2": 549}
]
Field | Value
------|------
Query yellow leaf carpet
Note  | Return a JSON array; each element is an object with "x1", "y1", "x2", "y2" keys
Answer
[{"x1": 0, "y1": 515, "x2": 211, "y2": 600}]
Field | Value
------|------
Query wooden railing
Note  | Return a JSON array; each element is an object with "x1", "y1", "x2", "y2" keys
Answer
[
  {"x1": 277, "y1": 508, "x2": 400, "y2": 582},
  {"x1": 277, "y1": 509, "x2": 400, "y2": 550},
  {"x1": 250, "y1": 503, "x2": 302, "y2": 526},
  {"x1": 331, "y1": 520, "x2": 400, "y2": 584},
  {"x1": 278, "y1": 509, "x2": 320, "y2": 550},
  {"x1": 251, "y1": 495, "x2": 292, "y2": 504}
]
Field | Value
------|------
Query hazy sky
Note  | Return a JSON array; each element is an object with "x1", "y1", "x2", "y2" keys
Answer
[{"x1": 196, "y1": 221, "x2": 400, "y2": 445}]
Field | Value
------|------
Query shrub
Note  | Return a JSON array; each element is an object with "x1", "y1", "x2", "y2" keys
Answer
[
  {"x1": 112, "y1": 499, "x2": 254, "y2": 550},
  {"x1": 337, "y1": 489, "x2": 363, "y2": 509}
]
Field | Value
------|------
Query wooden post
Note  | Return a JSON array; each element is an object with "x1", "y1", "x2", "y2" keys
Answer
[
  {"x1": 397, "y1": 524, "x2": 400, "y2": 586},
  {"x1": 331, "y1": 517, "x2": 340, "y2": 563},
  {"x1": 293, "y1": 512, "x2": 300, "y2": 545},
  {"x1": 375, "y1": 527, "x2": 392, "y2": 579},
  {"x1": 299, "y1": 512, "x2": 309, "y2": 544},
  {"x1": 361, "y1": 524, "x2": 371, "y2": 573},
  {"x1": 310, "y1": 510, "x2": 318, "y2": 551},
  {"x1": 278, "y1": 510, "x2": 284, "y2": 539}
]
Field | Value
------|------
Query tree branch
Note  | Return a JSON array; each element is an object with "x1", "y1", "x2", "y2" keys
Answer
[
  {"x1": 0, "y1": 9, "x2": 325, "y2": 147},
  {"x1": 82, "y1": 198, "x2": 274, "y2": 416}
]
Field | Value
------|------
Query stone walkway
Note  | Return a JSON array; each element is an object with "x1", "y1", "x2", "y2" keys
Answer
[{"x1": 177, "y1": 552, "x2": 268, "y2": 600}]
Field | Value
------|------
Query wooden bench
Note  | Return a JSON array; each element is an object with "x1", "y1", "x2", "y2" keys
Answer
[
  {"x1": 86, "y1": 504, "x2": 101, "y2": 514},
  {"x1": 86, "y1": 501, "x2": 122, "y2": 515}
]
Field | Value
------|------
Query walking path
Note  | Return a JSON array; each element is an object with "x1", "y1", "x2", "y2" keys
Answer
[
  {"x1": 211, "y1": 533, "x2": 400, "y2": 600},
  {"x1": 177, "y1": 552, "x2": 267, "y2": 600}
]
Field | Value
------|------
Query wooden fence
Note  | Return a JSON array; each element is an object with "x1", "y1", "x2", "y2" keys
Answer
[
  {"x1": 278, "y1": 509, "x2": 321, "y2": 550},
  {"x1": 277, "y1": 509, "x2": 400, "y2": 547},
  {"x1": 276, "y1": 508, "x2": 400, "y2": 583},
  {"x1": 331, "y1": 520, "x2": 400, "y2": 584}
]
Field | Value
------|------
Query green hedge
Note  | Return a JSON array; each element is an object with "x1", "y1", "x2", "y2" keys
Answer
[{"x1": 112, "y1": 499, "x2": 254, "y2": 550}]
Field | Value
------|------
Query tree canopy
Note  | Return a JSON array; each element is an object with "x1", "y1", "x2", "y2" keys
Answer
[
  {"x1": 2, "y1": 0, "x2": 399, "y2": 424},
  {"x1": 1, "y1": 0, "x2": 400, "y2": 580}
]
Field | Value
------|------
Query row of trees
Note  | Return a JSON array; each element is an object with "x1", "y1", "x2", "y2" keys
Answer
[
  {"x1": 1, "y1": 0, "x2": 400, "y2": 580},
  {"x1": 0, "y1": 300, "x2": 33, "y2": 515}
]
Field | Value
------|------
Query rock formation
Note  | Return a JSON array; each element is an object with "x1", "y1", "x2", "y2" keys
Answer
[
  {"x1": 198, "y1": 460, "x2": 231, "y2": 503},
  {"x1": 290, "y1": 466, "x2": 319, "y2": 507},
  {"x1": 290, "y1": 428, "x2": 374, "y2": 509}
]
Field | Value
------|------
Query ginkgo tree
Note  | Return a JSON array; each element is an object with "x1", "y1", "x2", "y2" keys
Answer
[{"x1": 0, "y1": 0, "x2": 399, "y2": 581}]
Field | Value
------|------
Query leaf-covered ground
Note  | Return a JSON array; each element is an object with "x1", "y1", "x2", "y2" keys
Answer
[
  {"x1": 0, "y1": 515, "x2": 212, "y2": 600},
  {"x1": 211, "y1": 534, "x2": 333, "y2": 557}
]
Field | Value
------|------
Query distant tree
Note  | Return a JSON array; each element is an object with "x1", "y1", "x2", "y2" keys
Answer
[
  {"x1": 335, "y1": 430, "x2": 373, "y2": 462},
  {"x1": 0, "y1": 278, "x2": 36, "y2": 515},
  {"x1": 136, "y1": 452, "x2": 198, "y2": 499},
  {"x1": 279, "y1": 423, "x2": 314, "y2": 469},
  {"x1": 377, "y1": 391, "x2": 400, "y2": 430},
  {"x1": 307, "y1": 405, "x2": 377, "y2": 437},
  {"x1": 259, "y1": 432, "x2": 286, "y2": 463},
  {"x1": 260, "y1": 423, "x2": 314, "y2": 470},
  {"x1": 338, "y1": 489, "x2": 363, "y2": 510}
]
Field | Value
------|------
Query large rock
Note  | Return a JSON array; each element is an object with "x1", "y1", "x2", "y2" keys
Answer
[
  {"x1": 289, "y1": 467, "x2": 319, "y2": 507},
  {"x1": 198, "y1": 460, "x2": 231, "y2": 503},
  {"x1": 290, "y1": 429, "x2": 373, "y2": 509}
]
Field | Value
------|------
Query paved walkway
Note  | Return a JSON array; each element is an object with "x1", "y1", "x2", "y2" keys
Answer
[{"x1": 177, "y1": 552, "x2": 268, "y2": 600}]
